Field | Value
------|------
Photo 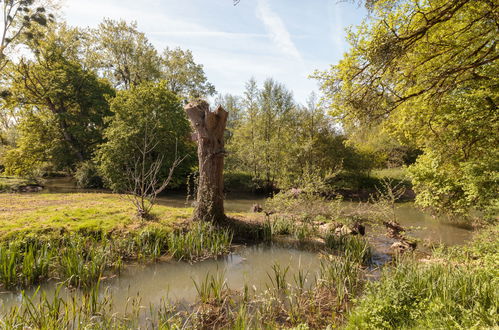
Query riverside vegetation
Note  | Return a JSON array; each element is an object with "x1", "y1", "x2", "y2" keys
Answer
[
  {"x1": 0, "y1": 0, "x2": 497, "y2": 328},
  {"x1": 0, "y1": 221, "x2": 496, "y2": 329},
  {"x1": 0, "y1": 188, "x2": 497, "y2": 328}
]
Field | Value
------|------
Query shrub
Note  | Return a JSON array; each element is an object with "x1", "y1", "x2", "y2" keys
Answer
[
  {"x1": 347, "y1": 259, "x2": 498, "y2": 329},
  {"x1": 74, "y1": 161, "x2": 103, "y2": 188}
]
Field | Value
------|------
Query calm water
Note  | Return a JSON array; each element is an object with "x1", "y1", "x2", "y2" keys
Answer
[
  {"x1": 0, "y1": 243, "x2": 322, "y2": 312},
  {"x1": 42, "y1": 177, "x2": 473, "y2": 245},
  {"x1": 0, "y1": 178, "x2": 474, "y2": 314}
]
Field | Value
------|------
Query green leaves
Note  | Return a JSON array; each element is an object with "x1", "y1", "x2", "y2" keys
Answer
[
  {"x1": 315, "y1": 0, "x2": 499, "y2": 216},
  {"x1": 96, "y1": 81, "x2": 195, "y2": 191}
]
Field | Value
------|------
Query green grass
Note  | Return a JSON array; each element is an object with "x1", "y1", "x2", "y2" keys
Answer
[
  {"x1": 0, "y1": 193, "x2": 237, "y2": 289},
  {"x1": 346, "y1": 224, "x2": 499, "y2": 329},
  {"x1": 0, "y1": 193, "x2": 191, "y2": 239},
  {"x1": 372, "y1": 167, "x2": 408, "y2": 181},
  {"x1": 0, "y1": 176, "x2": 38, "y2": 192}
]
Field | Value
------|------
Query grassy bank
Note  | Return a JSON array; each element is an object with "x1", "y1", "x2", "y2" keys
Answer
[
  {"x1": 3, "y1": 224, "x2": 495, "y2": 329},
  {"x1": 346, "y1": 224, "x2": 499, "y2": 329},
  {"x1": 0, "y1": 193, "x2": 236, "y2": 289},
  {"x1": 0, "y1": 176, "x2": 41, "y2": 193}
]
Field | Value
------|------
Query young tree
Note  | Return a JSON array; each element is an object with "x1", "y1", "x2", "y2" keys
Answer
[
  {"x1": 123, "y1": 122, "x2": 185, "y2": 219},
  {"x1": 185, "y1": 101, "x2": 228, "y2": 223},
  {"x1": 96, "y1": 81, "x2": 194, "y2": 194}
]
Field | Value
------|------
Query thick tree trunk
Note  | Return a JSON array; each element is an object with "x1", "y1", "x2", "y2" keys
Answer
[{"x1": 185, "y1": 101, "x2": 228, "y2": 223}]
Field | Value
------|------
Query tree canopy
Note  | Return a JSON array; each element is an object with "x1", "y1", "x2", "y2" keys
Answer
[{"x1": 314, "y1": 0, "x2": 498, "y2": 215}]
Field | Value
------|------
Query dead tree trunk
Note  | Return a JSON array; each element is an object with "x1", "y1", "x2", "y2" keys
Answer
[{"x1": 184, "y1": 101, "x2": 228, "y2": 223}]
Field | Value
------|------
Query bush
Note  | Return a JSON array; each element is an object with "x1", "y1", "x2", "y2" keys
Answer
[
  {"x1": 74, "y1": 161, "x2": 103, "y2": 188},
  {"x1": 224, "y1": 171, "x2": 261, "y2": 192}
]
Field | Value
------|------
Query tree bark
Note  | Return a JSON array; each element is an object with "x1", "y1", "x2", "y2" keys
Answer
[{"x1": 184, "y1": 101, "x2": 228, "y2": 223}]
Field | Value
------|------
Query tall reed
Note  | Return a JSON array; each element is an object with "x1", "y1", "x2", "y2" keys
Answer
[{"x1": 167, "y1": 221, "x2": 232, "y2": 261}]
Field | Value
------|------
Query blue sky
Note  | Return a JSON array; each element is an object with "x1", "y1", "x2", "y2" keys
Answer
[{"x1": 62, "y1": 0, "x2": 367, "y2": 103}]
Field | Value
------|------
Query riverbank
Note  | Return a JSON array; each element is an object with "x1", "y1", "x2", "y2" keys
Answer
[
  {"x1": 0, "y1": 222, "x2": 495, "y2": 328},
  {"x1": 0, "y1": 193, "x2": 244, "y2": 289},
  {"x1": 0, "y1": 190, "x2": 493, "y2": 328},
  {"x1": 0, "y1": 176, "x2": 43, "y2": 193}
]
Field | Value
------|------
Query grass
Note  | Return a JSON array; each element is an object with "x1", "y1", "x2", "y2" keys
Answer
[
  {"x1": 0, "y1": 193, "x2": 236, "y2": 289},
  {"x1": 372, "y1": 167, "x2": 408, "y2": 181},
  {"x1": 0, "y1": 193, "x2": 191, "y2": 239},
  {"x1": 346, "y1": 224, "x2": 499, "y2": 329},
  {"x1": 0, "y1": 176, "x2": 39, "y2": 192}
]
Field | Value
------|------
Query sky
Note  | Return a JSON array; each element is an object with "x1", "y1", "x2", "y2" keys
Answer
[{"x1": 62, "y1": 0, "x2": 367, "y2": 104}]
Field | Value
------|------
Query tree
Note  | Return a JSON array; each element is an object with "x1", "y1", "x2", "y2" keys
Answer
[
  {"x1": 96, "y1": 81, "x2": 195, "y2": 193},
  {"x1": 2, "y1": 24, "x2": 114, "y2": 175},
  {"x1": 314, "y1": 0, "x2": 498, "y2": 215},
  {"x1": 160, "y1": 47, "x2": 216, "y2": 100},
  {"x1": 185, "y1": 101, "x2": 228, "y2": 223},
  {"x1": 91, "y1": 19, "x2": 161, "y2": 90},
  {"x1": 122, "y1": 122, "x2": 185, "y2": 219},
  {"x1": 214, "y1": 93, "x2": 243, "y2": 143},
  {"x1": 0, "y1": 0, "x2": 54, "y2": 71}
]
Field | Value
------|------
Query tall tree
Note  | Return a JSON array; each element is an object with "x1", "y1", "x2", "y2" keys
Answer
[
  {"x1": 160, "y1": 47, "x2": 216, "y2": 100},
  {"x1": 3, "y1": 24, "x2": 114, "y2": 175},
  {"x1": 91, "y1": 19, "x2": 160, "y2": 89},
  {"x1": 314, "y1": 0, "x2": 499, "y2": 216}
]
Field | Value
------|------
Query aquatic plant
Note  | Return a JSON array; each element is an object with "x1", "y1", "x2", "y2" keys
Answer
[
  {"x1": 324, "y1": 233, "x2": 372, "y2": 265},
  {"x1": 266, "y1": 263, "x2": 290, "y2": 293},
  {"x1": 318, "y1": 256, "x2": 363, "y2": 305},
  {"x1": 59, "y1": 238, "x2": 108, "y2": 288},
  {"x1": 193, "y1": 270, "x2": 229, "y2": 304},
  {"x1": 167, "y1": 221, "x2": 232, "y2": 261}
]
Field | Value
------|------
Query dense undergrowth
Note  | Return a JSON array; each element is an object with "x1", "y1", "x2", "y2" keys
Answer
[{"x1": 346, "y1": 224, "x2": 499, "y2": 329}]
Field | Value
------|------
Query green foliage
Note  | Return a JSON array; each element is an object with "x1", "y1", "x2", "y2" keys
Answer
[
  {"x1": 91, "y1": 19, "x2": 161, "y2": 89},
  {"x1": 227, "y1": 80, "x2": 372, "y2": 191},
  {"x1": 161, "y1": 47, "x2": 216, "y2": 99},
  {"x1": 0, "y1": 0, "x2": 55, "y2": 70},
  {"x1": 347, "y1": 260, "x2": 498, "y2": 329},
  {"x1": 409, "y1": 149, "x2": 498, "y2": 218},
  {"x1": 96, "y1": 81, "x2": 195, "y2": 191},
  {"x1": 315, "y1": 0, "x2": 498, "y2": 216},
  {"x1": 347, "y1": 224, "x2": 499, "y2": 329},
  {"x1": 74, "y1": 161, "x2": 103, "y2": 188},
  {"x1": 3, "y1": 24, "x2": 114, "y2": 176}
]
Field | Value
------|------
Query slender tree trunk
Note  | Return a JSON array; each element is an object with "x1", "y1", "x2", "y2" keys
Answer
[{"x1": 185, "y1": 101, "x2": 228, "y2": 223}]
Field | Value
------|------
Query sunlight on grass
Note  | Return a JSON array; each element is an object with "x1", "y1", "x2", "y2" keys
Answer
[{"x1": 0, "y1": 193, "x2": 192, "y2": 238}]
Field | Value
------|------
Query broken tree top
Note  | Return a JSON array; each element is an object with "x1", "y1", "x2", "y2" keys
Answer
[{"x1": 184, "y1": 101, "x2": 228, "y2": 140}]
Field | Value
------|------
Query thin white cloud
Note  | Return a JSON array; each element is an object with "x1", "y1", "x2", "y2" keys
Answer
[
  {"x1": 150, "y1": 31, "x2": 267, "y2": 39},
  {"x1": 255, "y1": 0, "x2": 302, "y2": 60},
  {"x1": 328, "y1": 2, "x2": 346, "y2": 54}
]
